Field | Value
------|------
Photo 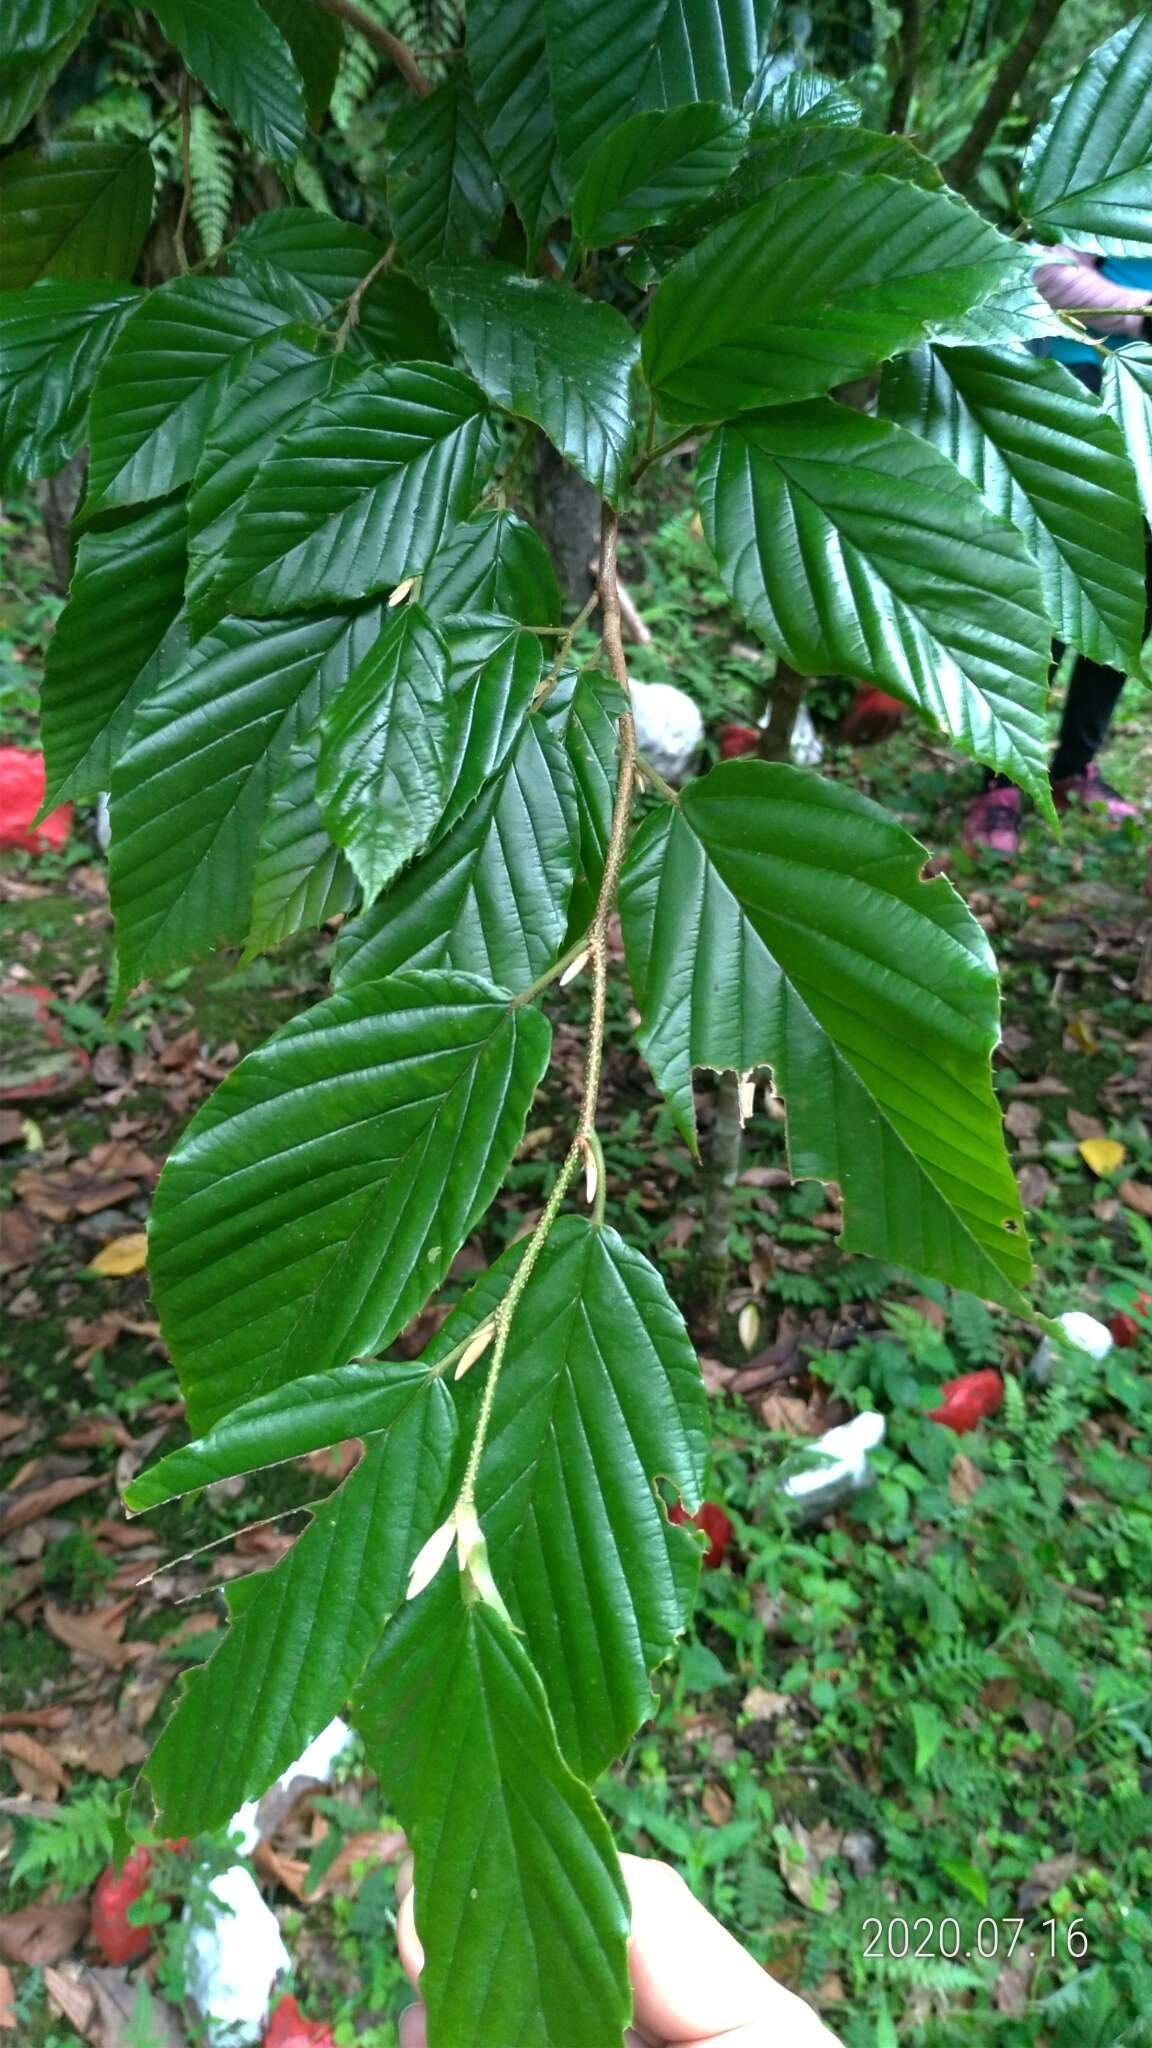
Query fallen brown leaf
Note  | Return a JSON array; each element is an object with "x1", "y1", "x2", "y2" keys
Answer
[
  {"x1": 56, "y1": 1712, "x2": 148, "y2": 1778},
  {"x1": 87, "y1": 1141, "x2": 157, "y2": 1180},
  {"x1": 1016, "y1": 1162, "x2": 1052, "y2": 1209},
  {"x1": 0, "y1": 1729, "x2": 69, "y2": 1798},
  {"x1": 948, "y1": 1453, "x2": 984, "y2": 1504},
  {"x1": 44, "y1": 1962, "x2": 96, "y2": 2035},
  {"x1": 254, "y1": 1837, "x2": 312, "y2": 1900},
  {"x1": 701, "y1": 1782, "x2": 733, "y2": 1827},
  {"x1": 0, "y1": 1899, "x2": 88, "y2": 1965},
  {"x1": 306, "y1": 1827, "x2": 406, "y2": 1899},
  {"x1": 742, "y1": 1687, "x2": 790, "y2": 1722},
  {"x1": 56, "y1": 1417, "x2": 134, "y2": 1451},
  {"x1": 0, "y1": 1110, "x2": 25, "y2": 1146},
  {"x1": 776, "y1": 1822, "x2": 843, "y2": 1915},
  {"x1": 0, "y1": 1962, "x2": 15, "y2": 2032},
  {"x1": 759, "y1": 1392, "x2": 820, "y2": 1435},
  {"x1": 1066, "y1": 1109, "x2": 1105, "y2": 1141},
  {"x1": 1119, "y1": 1179, "x2": 1152, "y2": 1219},
  {"x1": 0, "y1": 1207, "x2": 41, "y2": 1276},
  {"x1": 0, "y1": 1413, "x2": 27, "y2": 1445},
  {"x1": 0, "y1": 1474, "x2": 104, "y2": 1535},
  {"x1": 86, "y1": 1966, "x2": 185, "y2": 2048},
  {"x1": 13, "y1": 1167, "x2": 140, "y2": 1220},
  {"x1": 0, "y1": 1707, "x2": 72, "y2": 1731},
  {"x1": 44, "y1": 1601, "x2": 138, "y2": 1668}
]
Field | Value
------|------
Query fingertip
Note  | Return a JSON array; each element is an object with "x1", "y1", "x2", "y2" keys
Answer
[
  {"x1": 398, "y1": 2002, "x2": 427, "y2": 2048},
  {"x1": 397, "y1": 1881, "x2": 425, "y2": 1988}
]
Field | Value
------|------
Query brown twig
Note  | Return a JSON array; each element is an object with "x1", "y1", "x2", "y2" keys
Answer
[
  {"x1": 310, "y1": 0, "x2": 432, "y2": 96},
  {"x1": 333, "y1": 243, "x2": 396, "y2": 350},
  {"x1": 173, "y1": 75, "x2": 192, "y2": 274},
  {"x1": 943, "y1": 0, "x2": 1066, "y2": 191}
]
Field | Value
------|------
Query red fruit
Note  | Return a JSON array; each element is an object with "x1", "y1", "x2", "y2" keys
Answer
[
  {"x1": 669, "y1": 1500, "x2": 734, "y2": 1568},
  {"x1": 0, "y1": 748, "x2": 72, "y2": 853},
  {"x1": 718, "y1": 723, "x2": 760, "y2": 760},
  {"x1": 926, "y1": 1369, "x2": 1004, "y2": 1434},
  {"x1": 90, "y1": 1846, "x2": 155, "y2": 1965},
  {"x1": 1110, "y1": 1294, "x2": 1150, "y2": 1348},
  {"x1": 264, "y1": 1994, "x2": 337, "y2": 2047}
]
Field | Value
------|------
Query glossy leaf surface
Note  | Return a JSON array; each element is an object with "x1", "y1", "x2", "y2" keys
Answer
[
  {"x1": 547, "y1": 0, "x2": 771, "y2": 177},
  {"x1": 354, "y1": 1578, "x2": 631, "y2": 2048},
  {"x1": 1102, "y1": 341, "x2": 1152, "y2": 524},
  {"x1": 620, "y1": 761, "x2": 1032, "y2": 1306},
  {"x1": 334, "y1": 715, "x2": 578, "y2": 995},
  {"x1": 420, "y1": 509, "x2": 563, "y2": 627},
  {"x1": 148, "y1": 1389, "x2": 456, "y2": 1835},
  {"x1": 387, "y1": 79, "x2": 504, "y2": 276},
  {"x1": 245, "y1": 734, "x2": 356, "y2": 958},
  {"x1": 148, "y1": 970, "x2": 551, "y2": 1428},
  {"x1": 85, "y1": 277, "x2": 287, "y2": 513},
  {"x1": 0, "y1": 0, "x2": 98, "y2": 146},
  {"x1": 429, "y1": 263, "x2": 639, "y2": 499},
  {"x1": 572, "y1": 103, "x2": 748, "y2": 245},
  {"x1": 109, "y1": 605, "x2": 383, "y2": 986},
  {"x1": 882, "y1": 344, "x2": 1146, "y2": 670},
  {"x1": 423, "y1": 1217, "x2": 708, "y2": 1777},
  {"x1": 643, "y1": 172, "x2": 1027, "y2": 421},
  {"x1": 198, "y1": 361, "x2": 496, "y2": 616},
  {"x1": 146, "y1": 0, "x2": 307, "y2": 172},
  {"x1": 468, "y1": 0, "x2": 566, "y2": 250},
  {"x1": 0, "y1": 140, "x2": 153, "y2": 290},
  {"x1": 42, "y1": 495, "x2": 187, "y2": 804},
  {"x1": 697, "y1": 402, "x2": 1052, "y2": 801},
  {"x1": 0, "y1": 281, "x2": 138, "y2": 492},
  {"x1": 257, "y1": 0, "x2": 342, "y2": 126},
  {"x1": 1021, "y1": 14, "x2": 1152, "y2": 250},
  {"x1": 318, "y1": 604, "x2": 454, "y2": 903}
]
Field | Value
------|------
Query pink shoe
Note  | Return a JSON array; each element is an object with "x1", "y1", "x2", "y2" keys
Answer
[
  {"x1": 1051, "y1": 762, "x2": 1139, "y2": 822},
  {"x1": 963, "y1": 784, "x2": 1022, "y2": 856}
]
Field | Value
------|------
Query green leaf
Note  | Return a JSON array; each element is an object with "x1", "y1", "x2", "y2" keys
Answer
[
  {"x1": 547, "y1": 0, "x2": 772, "y2": 178},
  {"x1": 619, "y1": 759, "x2": 1032, "y2": 1307},
  {"x1": 387, "y1": 78, "x2": 504, "y2": 277},
  {"x1": 109, "y1": 605, "x2": 383, "y2": 987},
  {"x1": 645, "y1": 126, "x2": 942, "y2": 256},
  {"x1": 543, "y1": 670, "x2": 619, "y2": 933},
  {"x1": 0, "y1": 281, "x2": 138, "y2": 492},
  {"x1": 197, "y1": 361, "x2": 497, "y2": 618},
  {"x1": 1020, "y1": 14, "x2": 1152, "y2": 252},
  {"x1": 226, "y1": 210, "x2": 448, "y2": 360},
  {"x1": 881, "y1": 345, "x2": 1146, "y2": 673},
  {"x1": 147, "y1": 1386, "x2": 456, "y2": 1836},
  {"x1": 908, "y1": 1700, "x2": 949, "y2": 1777},
  {"x1": 424, "y1": 1217, "x2": 708, "y2": 1777},
  {"x1": 145, "y1": 0, "x2": 307, "y2": 173},
  {"x1": 0, "y1": 140, "x2": 153, "y2": 290},
  {"x1": 334, "y1": 714, "x2": 578, "y2": 995},
  {"x1": 697, "y1": 402, "x2": 1052, "y2": 801},
  {"x1": 353, "y1": 1577, "x2": 631, "y2": 2048},
  {"x1": 747, "y1": 68, "x2": 861, "y2": 129},
  {"x1": 41, "y1": 495, "x2": 187, "y2": 805},
  {"x1": 185, "y1": 327, "x2": 342, "y2": 622},
  {"x1": 318, "y1": 603, "x2": 454, "y2": 903},
  {"x1": 258, "y1": 0, "x2": 343, "y2": 126},
  {"x1": 245, "y1": 733, "x2": 356, "y2": 958},
  {"x1": 0, "y1": 0, "x2": 98, "y2": 148},
  {"x1": 437, "y1": 613, "x2": 545, "y2": 832},
  {"x1": 428, "y1": 263, "x2": 639, "y2": 500},
  {"x1": 642, "y1": 173, "x2": 1029, "y2": 422},
  {"x1": 149, "y1": 969, "x2": 551, "y2": 1429},
  {"x1": 127, "y1": 1361, "x2": 433, "y2": 1509},
  {"x1": 420, "y1": 509, "x2": 562, "y2": 627},
  {"x1": 572, "y1": 103, "x2": 748, "y2": 246},
  {"x1": 85, "y1": 276, "x2": 289, "y2": 514},
  {"x1": 1102, "y1": 341, "x2": 1152, "y2": 524},
  {"x1": 467, "y1": 0, "x2": 566, "y2": 252}
]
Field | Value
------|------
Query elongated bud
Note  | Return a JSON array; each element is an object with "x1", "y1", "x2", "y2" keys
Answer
[
  {"x1": 387, "y1": 576, "x2": 416, "y2": 608},
  {"x1": 736, "y1": 1070, "x2": 756, "y2": 1126},
  {"x1": 405, "y1": 1517, "x2": 455, "y2": 1601},
  {"x1": 455, "y1": 1503, "x2": 516, "y2": 1628},
  {"x1": 583, "y1": 1138, "x2": 599, "y2": 1208},
  {"x1": 454, "y1": 1318, "x2": 496, "y2": 1381},
  {"x1": 559, "y1": 947, "x2": 590, "y2": 987}
]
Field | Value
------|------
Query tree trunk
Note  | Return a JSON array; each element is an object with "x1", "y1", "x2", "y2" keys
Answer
[
  {"x1": 531, "y1": 437, "x2": 600, "y2": 606},
  {"x1": 942, "y1": 0, "x2": 1066, "y2": 193},
  {"x1": 888, "y1": 0, "x2": 922, "y2": 135},
  {"x1": 37, "y1": 453, "x2": 86, "y2": 591},
  {"x1": 685, "y1": 1072, "x2": 746, "y2": 1336},
  {"x1": 758, "y1": 659, "x2": 810, "y2": 763}
]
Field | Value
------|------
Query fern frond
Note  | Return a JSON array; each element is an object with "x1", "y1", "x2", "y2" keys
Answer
[
  {"x1": 294, "y1": 154, "x2": 334, "y2": 213},
  {"x1": 188, "y1": 104, "x2": 235, "y2": 260}
]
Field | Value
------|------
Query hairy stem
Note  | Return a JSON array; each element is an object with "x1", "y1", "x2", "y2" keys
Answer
[
  {"x1": 310, "y1": 0, "x2": 432, "y2": 96},
  {"x1": 457, "y1": 506, "x2": 638, "y2": 1513},
  {"x1": 333, "y1": 244, "x2": 396, "y2": 350},
  {"x1": 173, "y1": 76, "x2": 192, "y2": 274},
  {"x1": 887, "y1": 0, "x2": 922, "y2": 134}
]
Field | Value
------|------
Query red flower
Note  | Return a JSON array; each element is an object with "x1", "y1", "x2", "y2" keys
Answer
[
  {"x1": 669, "y1": 1500, "x2": 734, "y2": 1568},
  {"x1": 1110, "y1": 1294, "x2": 1150, "y2": 1348},
  {"x1": 926, "y1": 1370, "x2": 1004, "y2": 1434}
]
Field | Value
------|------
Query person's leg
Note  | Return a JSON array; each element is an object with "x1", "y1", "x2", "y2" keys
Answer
[{"x1": 1049, "y1": 532, "x2": 1150, "y2": 810}]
